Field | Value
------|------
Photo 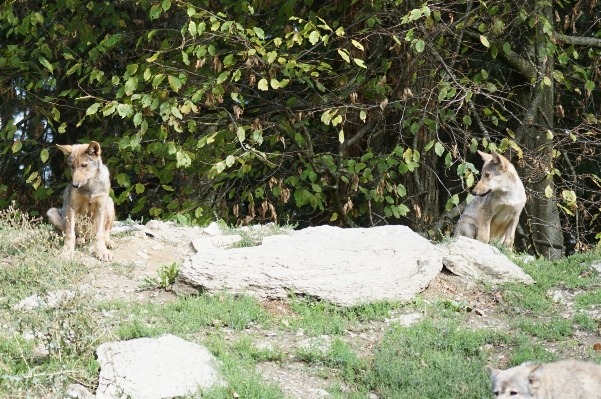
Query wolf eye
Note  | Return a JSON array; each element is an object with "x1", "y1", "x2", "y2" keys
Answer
[
  {"x1": 485, "y1": 173, "x2": 490, "y2": 178},
  {"x1": 510, "y1": 392, "x2": 518, "y2": 396},
  {"x1": 81, "y1": 164, "x2": 87, "y2": 168}
]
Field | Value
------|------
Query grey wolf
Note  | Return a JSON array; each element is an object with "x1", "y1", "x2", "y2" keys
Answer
[
  {"x1": 488, "y1": 359, "x2": 601, "y2": 398},
  {"x1": 47, "y1": 141, "x2": 115, "y2": 261},
  {"x1": 454, "y1": 150, "x2": 526, "y2": 250}
]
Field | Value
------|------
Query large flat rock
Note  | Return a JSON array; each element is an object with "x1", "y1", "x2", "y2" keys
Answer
[
  {"x1": 96, "y1": 334, "x2": 220, "y2": 399},
  {"x1": 173, "y1": 225, "x2": 442, "y2": 306}
]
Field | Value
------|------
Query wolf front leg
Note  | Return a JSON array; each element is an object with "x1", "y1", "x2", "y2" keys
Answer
[
  {"x1": 502, "y1": 214, "x2": 520, "y2": 250},
  {"x1": 476, "y1": 220, "x2": 491, "y2": 244},
  {"x1": 93, "y1": 204, "x2": 113, "y2": 261}
]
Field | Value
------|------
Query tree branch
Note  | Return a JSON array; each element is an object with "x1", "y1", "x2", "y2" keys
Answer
[
  {"x1": 553, "y1": 33, "x2": 601, "y2": 48},
  {"x1": 462, "y1": 30, "x2": 537, "y2": 79}
]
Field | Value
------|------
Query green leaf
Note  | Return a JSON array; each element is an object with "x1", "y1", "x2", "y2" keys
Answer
[
  {"x1": 338, "y1": 49, "x2": 350, "y2": 63},
  {"x1": 216, "y1": 71, "x2": 230, "y2": 84},
  {"x1": 117, "y1": 104, "x2": 133, "y2": 118},
  {"x1": 125, "y1": 77, "x2": 138, "y2": 96},
  {"x1": 161, "y1": 0, "x2": 171, "y2": 11},
  {"x1": 503, "y1": 42, "x2": 511, "y2": 54},
  {"x1": 270, "y1": 78, "x2": 281, "y2": 89},
  {"x1": 152, "y1": 74, "x2": 165, "y2": 88},
  {"x1": 338, "y1": 129, "x2": 345, "y2": 143},
  {"x1": 135, "y1": 183, "x2": 145, "y2": 194},
  {"x1": 86, "y1": 103, "x2": 101, "y2": 116},
  {"x1": 434, "y1": 142, "x2": 444, "y2": 156},
  {"x1": 463, "y1": 115, "x2": 472, "y2": 125},
  {"x1": 237, "y1": 127, "x2": 245, "y2": 142},
  {"x1": 351, "y1": 39, "x2": 364, "y2": 51},
  {"x1": 188, "y1": 21, "x2": 197, "y2": 37},
  {"x1": 12, "y1": 141, "x2": 22, "y2": 153},
  {"x1": 414, "y1": 39, "x2": 425, "y2": 53},
  {"x1": 51, "y1": 107, "x2": 60, "y2": 121},
  {"x1": 40, "y1": 149, "x2": 49, "y2": 163},
  {"x1": 354, "y1": 58, "x2": 367, "y2": 68},
  {"x1": 149, "y1": 5, "x2": 162, "y2": 20},
  {"x1": 480, "y1": 35, "x2": 490, "y2": 48},
  {"x1": 309, "y1": 31, "x2": 320, "y2": 45},
  {"x1": 39, "y1": 57, "x2": 53, "y2": 73},
  {"x1": 544, "y1": 185, "x2": 553, "y2": 198},
  {"x1": 258, "y1": 78, "x2": 269, "y2": 91},
  {"x1": 146, "y1": 52, "x2": 160, "y2": 63},
  {"x1": 168, "y1": 75, "x2": 182, "y2": 92},
  {"x1": 253, "y1": 27, "x2": 265, "y2": 39}
]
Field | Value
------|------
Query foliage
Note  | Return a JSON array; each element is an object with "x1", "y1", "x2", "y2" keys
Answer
[
  {"x1": 3, "y1": 0, "x2": 601, "y2": 254},
  {"x1": 140, "y1": 261, "x2": 180, "y2": 291}
]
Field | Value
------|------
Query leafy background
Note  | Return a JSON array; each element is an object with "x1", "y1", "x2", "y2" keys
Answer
[{"x1": 2, "y1": 0, "x2": 601, "y2": 257}]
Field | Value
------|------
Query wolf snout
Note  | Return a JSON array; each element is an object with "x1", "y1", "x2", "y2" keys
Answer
[
  {"x1": 71, "y1": 180, "x2": 87, "y2": 188},
  {"x1": 472, "y1": 189, "x2": 492, "y2": 197}
]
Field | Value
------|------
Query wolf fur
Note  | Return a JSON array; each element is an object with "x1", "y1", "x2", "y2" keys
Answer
[
  {"x1": 488, "y1": 359, "x2": 601, "y2": 398},
  {"x1": 454, "y1": 150, "x2": 526, "y2": 250},
  {"x1": 47, "y1": 141, "x2": 115, "y2": 261}
]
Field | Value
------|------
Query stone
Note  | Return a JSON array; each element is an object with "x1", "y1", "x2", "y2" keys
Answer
[
  {"x1": 14, "y1": 290, "x2": 76, "y2": 311},
  {"x1": 65, "y1": 383, "x2": 95, "y2": 399},
  {"x1": 438, "y1": 236, "x2": 534, "y2": 285},
  {"x1": 386, "y1": 312, "x2": 423, "y2": 327},
  {"x1": 191, "y1": 234, "x2": 243, "y2": 252},
  {"x1": 173, "y1": 225, "x2": 442, "y2": 307},
  {"x1": 202, "y1": 221, "x2": 222, "y2": 236},
  {"x1": 96, "y1": 334, "x2": 221, "y2": 399}
]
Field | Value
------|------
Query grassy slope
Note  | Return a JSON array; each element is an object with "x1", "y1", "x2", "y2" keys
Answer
[{"x1": 0, "y1": 209, "x2": 600, "y2": 398}]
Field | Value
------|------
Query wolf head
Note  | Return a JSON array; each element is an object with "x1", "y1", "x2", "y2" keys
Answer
[
  {"x1": 57, "y1": 141, "x2": 103, "y2": 188},
  {"x1": 472, "y1": 150, "x2": 516, "y2": 197},
  {"x1": 487, "y1": 363, "x2": 542, "y2": 399}
]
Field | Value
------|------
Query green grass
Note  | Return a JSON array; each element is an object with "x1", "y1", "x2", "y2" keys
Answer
[
  {"x1": 2, "y1": 207, "x2": 601, "y2": 397},
  {"x1": 364, "y1": 319, "x2": 506, "y2": 398}
]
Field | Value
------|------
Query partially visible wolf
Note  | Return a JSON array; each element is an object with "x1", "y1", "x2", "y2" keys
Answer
[
  {"x1": 488, "y1": 359, "x2": 601, "y2": 398},
  {"x1": 454, "y1": 150, "x2": 526, "y2": 250},
  {"x1": 47, "y1": 141, "x2": 115, "y2": 261}
]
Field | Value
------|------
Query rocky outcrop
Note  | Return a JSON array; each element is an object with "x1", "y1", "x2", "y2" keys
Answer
[{"x1": 173, "y1": 225, "x2": 443, "y2": 307}]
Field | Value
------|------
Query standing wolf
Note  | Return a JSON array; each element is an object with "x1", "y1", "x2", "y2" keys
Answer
[
  {"x1": 488, "y1": 359, "x2": 601, "y2": 398},
  {"x1": 454, "y1": 150, "x2": 526, "y2": 250},
  {"x1": 47, "y1": 141, "x2": 115, "y2": 261}
]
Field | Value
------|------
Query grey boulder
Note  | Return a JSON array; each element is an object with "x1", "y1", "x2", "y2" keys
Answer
[
  {"x1": 96, "y1": 334, "x2": 220, "y2": 399},
  {"x1": 439, "y1": 236, "x2": 534, "y2": 285},
  {"x1": 173, "y1": 225, "x2": 442, "y2": 307}
]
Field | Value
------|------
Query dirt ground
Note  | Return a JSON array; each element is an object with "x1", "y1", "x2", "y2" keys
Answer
[{"x1": 75, "y1": 221, "x2": 601, "y2": 399}]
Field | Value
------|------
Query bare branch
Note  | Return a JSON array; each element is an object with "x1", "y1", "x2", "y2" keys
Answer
[{"x1": 553, "y1": 33, "x2": 601, "y2": 48}]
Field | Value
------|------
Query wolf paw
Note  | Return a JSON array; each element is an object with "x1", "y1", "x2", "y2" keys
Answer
[
  {"x1": 105, "y1": 239, "x2": 115, "y2": 249},
  {"x1": 95, "y1": 250, "x2": 113, "y2": 262}
]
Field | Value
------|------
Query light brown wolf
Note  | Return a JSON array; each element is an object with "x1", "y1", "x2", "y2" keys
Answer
[
  {"x1": 487, "y1": 359, "x2": 601, "y2": 398},
  {"x1": 454, "y1": 150, "x2": 526, "y2": 250},
  {"x1": 47, "y1": 141, "x2": 115, "y2": 261}
]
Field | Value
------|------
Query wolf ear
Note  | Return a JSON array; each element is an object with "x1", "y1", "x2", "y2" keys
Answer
[
  {"x1": 56, "y1": 144, "x2": 72, "y2": 156},
  {"x1": 86, "y1": 141, "x2": 101, "y2": 158},
  {"x1": 477, "y1": 150, "x2": 493, "y2": 163},
  {"x1": 490, "y1": 151, "x2": 509, "y2": 170},
  {"x1": 486, "y1": 365, "x2": 499, "y2": 379},
  {"x1": 527, "y1": 364, "x2": 544, "y2": 391}
]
